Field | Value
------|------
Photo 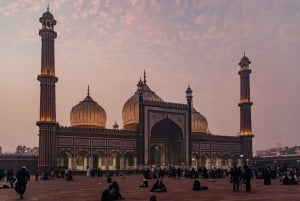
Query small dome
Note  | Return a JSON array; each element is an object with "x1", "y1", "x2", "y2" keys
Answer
[
  {"x1": 192, "y1": 107, "x2": 208, "y2": 133},
  {"x1": 42, "y1": 11, "x2": 54, "y2": 19},
  {"x1": 39, "y1": 8, "x2": 57, "y2": 25},
  {"x1": 238, "y1": 52, "x2": 251, "y2": 67},
  {"x1": 70, "y1": 93, "x2": 106, "y2": 128},
  {"x1": 122, "y1": 78, "x2": 163, "y2": 130}
]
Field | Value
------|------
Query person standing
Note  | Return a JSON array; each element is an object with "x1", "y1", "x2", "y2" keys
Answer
[
  {"x1": 244, "y1": 165, "x2": 252, "y2": 192},
  {"x1": 231, "y1": 166, "x2": 242, "y2": 192},
  {"x1": 263, "y1": 167, "x2": 271, "y2": 185},
  {"x1": 15, "y1": 167, "x2": 29, "y2": 199}
]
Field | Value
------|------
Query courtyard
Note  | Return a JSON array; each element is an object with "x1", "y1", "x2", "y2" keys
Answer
[{"x1": 0, "y1": 174, "x2": 299, "y2": 201}]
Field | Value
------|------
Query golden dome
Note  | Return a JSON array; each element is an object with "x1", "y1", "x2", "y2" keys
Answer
[
  {"x1": 192, "y1": 107, "x2": 208, "y2": 133},
  {"x1": 122, "y1": 78, "x2": 163, "y2": 130},
  {"x1": 70, "y1": 90, "x2": 106, "y2": 128}
]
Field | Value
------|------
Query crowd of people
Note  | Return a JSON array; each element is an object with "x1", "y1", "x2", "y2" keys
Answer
[{"x1": 1, "y1": 164, "x2": 299, "y2": 200}]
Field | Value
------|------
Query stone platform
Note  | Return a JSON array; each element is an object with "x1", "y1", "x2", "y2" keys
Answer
[{"x1": 0, "y1": 175, "x2": 299, "y2": 201}]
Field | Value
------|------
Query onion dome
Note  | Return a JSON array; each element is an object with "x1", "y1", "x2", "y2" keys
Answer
[
  {"x1": 70, "y1": 87, "x2": 106, "y2": 128},
  {"x1": 122, "y1": 72, "x2": 163, "y2": 130},
  {"x1": 192, "y1": 107, "x2": 208, "y2": 133}
]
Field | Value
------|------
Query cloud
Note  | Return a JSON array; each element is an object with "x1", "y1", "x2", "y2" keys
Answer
[
  {"x1": 194, "y1": 14, "x2": 207, "y2": 25},
  {"x1": 0, "y1": 1, "x2": 19, "y2": 17},
  {"x1": 73, "y1": 0, "x2": 84, "y2": 8},
  {"x1": 129, "y1": 0, "x2": 139, "y2": 7},
  {"x1": 124, "y1": 14, "x2": 136, "y2": 25}
]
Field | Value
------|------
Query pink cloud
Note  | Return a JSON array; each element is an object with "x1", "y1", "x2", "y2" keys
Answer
[
  {"x1": 125, "y1": 14, "x2": 136, "y2": 25},
  {"x1": 129, "y1": 0, "x2": 139, "y2": 7}
]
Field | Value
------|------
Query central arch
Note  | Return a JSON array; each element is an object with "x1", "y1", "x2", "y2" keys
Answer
[{"x1": 150, "y1": 118, "x2": 183, "y2": 167}]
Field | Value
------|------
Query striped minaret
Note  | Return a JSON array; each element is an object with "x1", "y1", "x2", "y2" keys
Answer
[
  {"x1": 238, "y1": 52, "x2": 254, "y2": 163},
  {"x1": 36, "y1": 7, "x2": 58, "y2": 170}
]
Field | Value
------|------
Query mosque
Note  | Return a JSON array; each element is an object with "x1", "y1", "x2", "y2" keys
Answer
[{"x1": 37, "y1": 9, "x2": 254, "y2": 171}]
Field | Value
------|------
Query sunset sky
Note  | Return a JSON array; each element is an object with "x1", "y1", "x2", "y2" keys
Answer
[{"x1": 0, "y1": 0, "x2": 299, "y2": 154}]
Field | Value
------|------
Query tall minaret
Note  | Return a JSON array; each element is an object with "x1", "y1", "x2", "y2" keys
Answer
[
  {"x1": 36, "y1": 7, "x2": 58, "y2": 170},
  {"x1": 186, "y1": 86, "x2": 193, "y2": 167},
  {"x1": 238, "y1": 52, "x2": 253, "y2": 162}
]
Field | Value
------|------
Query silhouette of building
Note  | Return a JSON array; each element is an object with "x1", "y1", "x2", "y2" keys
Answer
[{"x1": 37, "y1": 9, "x2": 254, "y2": 171}]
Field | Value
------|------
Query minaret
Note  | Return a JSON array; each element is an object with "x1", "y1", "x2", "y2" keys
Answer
[
  {"x1": 36, "y1": 7, "x2": 58, "y2": 170},
  {"x1": 186, "y1": 86, "x2": 193, "y2": 167},
  {"x1": 238, "y1": 52, "x2": 254, "y2": 162}
]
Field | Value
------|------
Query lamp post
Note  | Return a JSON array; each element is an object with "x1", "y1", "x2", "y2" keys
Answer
[
  {"x1": 246, "y1": 158, "x2": 249, "y2": 166},
  {"x1": 240, "y1": 154, "x2": 244, "y2": 166}
]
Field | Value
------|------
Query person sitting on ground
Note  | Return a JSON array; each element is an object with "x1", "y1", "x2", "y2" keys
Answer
[
  {"x1": 139, "y1": 179, "x2": 148, "y2": 188},
  {"x1": 192, "y1": 179, "x2": 208, "y2": 191},
  {"x1": 290, "y1": 175, "x2": 299, "y2": 185},
  {"x1": 282, "y1": 173, "x2": 290, "y2": 185},
  {"x1": 192, "y1": 179, "x2": 201, "y2": 191},
  {"x1": 150, "y1": 180, "x2": 167, "y2": 192},
  {"x1": 100, "y1": 189, "x2": 111, "y2": 201},
  {"x1": 109, "y1": 181, "x2": 125, "y2": 200},
  {"x1": 66, "y1": 169, "x2": 73, "y2": 181}
]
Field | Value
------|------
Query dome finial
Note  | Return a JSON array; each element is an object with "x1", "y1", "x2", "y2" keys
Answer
[
  {"x1": 244, "y1": 51, "x2": 245, "y2": 57},
  {"x1": 47, "y1": 4, "x2": 49, "y2": 12},
  {"x1": 87, "y1": 85, "x2": 90, "y2": 96},
  {"x1": 143, "y1": 70, "x2": 147, "y2": 84}
]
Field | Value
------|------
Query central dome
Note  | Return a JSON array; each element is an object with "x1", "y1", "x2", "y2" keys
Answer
[
  {"x1": 122, "y1": 77, "x2": 163, "y2": 130},
  {"x1": 70, "y1": 90, "x2": 106, "y2": 128}
]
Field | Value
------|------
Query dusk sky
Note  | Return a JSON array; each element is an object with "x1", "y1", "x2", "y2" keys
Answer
[{"x1": 0, "y1": 0, "x2": 299, "y2": 154}]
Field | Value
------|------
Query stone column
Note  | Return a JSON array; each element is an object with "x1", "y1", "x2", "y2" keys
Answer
[
  {"x1": 72, "y1": 157, "x2": 77, "y2": 170},
  {"x1": 120, "y1": 157, "x2": 125, "y2": 170}
]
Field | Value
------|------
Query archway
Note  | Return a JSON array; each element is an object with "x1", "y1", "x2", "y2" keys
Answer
[
  {"x1": 211, "y1": 154, "x2": 222, "y2": 168},
  {"x1": 200, "y1": 154, "x2": 210, "y2": 169},
  {"x1": 222, "y1": 154, "x2": 232, "y2": 169},
  {"x1": 57, "y1": 151, "x2": 72, "y2": 169},
  {"x1": 92, "y1": 151, "x2": 106, "y2": 169},
  {"x1": 150, "y1": 145, "x2": 164, "y2": 166},
  {"x1": 76, "y1": 150, "x2": 89, "y2": 171},
  {"x1": 124, "y1": 151, "x2": 135, "y2": 170},
  {"x1": 107, "y1": 151, "x2": 121, "y2": 170},
  {"x1": 150, "y1": 118, "x2": 183, "y2": 167},
  {"x1": 191, "y1": 153, "x2": 199, "y2": 169}
]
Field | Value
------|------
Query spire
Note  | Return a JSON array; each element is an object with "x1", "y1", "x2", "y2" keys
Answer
[
  {"x1": 143, "y1": 70, "x2": 147, "y2": 84},
  {"x1": 47, "y1": 4, "x2": 49, "y2": 12},
  {"x1": 87, "y1": 85, "x2": 90, "y2": 96},
  {"x1": 244, "y1": 51, "x2": 245, "y2": 57}
]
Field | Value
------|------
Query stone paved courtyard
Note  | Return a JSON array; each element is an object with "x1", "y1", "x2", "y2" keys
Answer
[{"x1": 0, "y1": 174, "x2": 299, "y2": 201}]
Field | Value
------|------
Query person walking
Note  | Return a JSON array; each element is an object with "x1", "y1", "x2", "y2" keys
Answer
[{"x1": 15, "y1": 167, "x2": 29, "y2": 199}]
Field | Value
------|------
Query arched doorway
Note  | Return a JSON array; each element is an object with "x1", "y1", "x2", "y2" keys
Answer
[
  {"x1": 124, "y1": 151, "x2": 135, "y2": 169},
  {"x1": 200, "y1": 154, "x2": 210, "y2": 169},
  {"x1": 150, "y1": 145, "x2": 164, "y2": 166},
  {"x1": 92, "y1": 151, "x2": 106, "y2": 169},
  {"x1": 211, "y1": 154, "x2": 222, "y2": 168},
  {"x1": 222, "y1": 154, "x2": 232, "y2": 169},
  {"x1": 150, "y1": 118, "x2": 183, "y2": 167},
  {"x1": 76, "y1": 150, "x2": 89, "y2": 171},
  {"x1": 57, "y1": 151, "x2": 72, "y2": 169},
  {"x1": 107, "y1": 151, "x2": 121, "y2": 170},
  {"x1": 191, "y1": 153, "x2": 199, "y2": 168}
]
